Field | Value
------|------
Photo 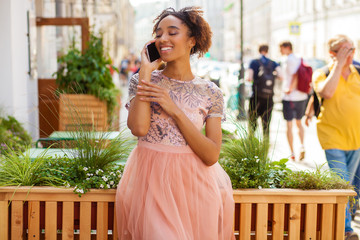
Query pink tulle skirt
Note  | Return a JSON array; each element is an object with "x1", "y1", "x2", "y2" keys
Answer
[{"x1": 115, "y1": 141, "x2": 235, "y2": 240}]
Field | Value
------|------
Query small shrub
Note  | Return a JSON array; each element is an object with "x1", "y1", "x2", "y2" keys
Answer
[
  {"x1": 0, "y1": 116, "x2": 32, "y2": 155},
  {"x1": 45, "y1": 157, "x2": 125, "y2": 196}
]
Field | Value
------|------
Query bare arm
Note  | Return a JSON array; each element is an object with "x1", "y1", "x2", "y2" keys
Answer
[
  {"x1": 245, "y1": 68, "x2": 254, "y2": 82},
  {"x1": 127, "y1": 41, "x2": 162, "y2": 136},
  {"x1": 304, "y1": 94, "x2": 315, "y2": 127},
  {"x1": 137, "y1": 80, "x2": 222, "y2": 166},
  {"x1": 317, "y1": 45, "x2": 353, "y2": 99},
  {"x1": 275, "y1": 66, "x2": 283, "y2": 80}
]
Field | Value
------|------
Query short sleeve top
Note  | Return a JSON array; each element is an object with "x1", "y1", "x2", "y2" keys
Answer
[{"x1": 126, "y1": 70, "x2": 225, "y2": 146}]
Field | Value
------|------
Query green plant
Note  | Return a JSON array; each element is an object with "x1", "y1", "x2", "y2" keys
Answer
[
  {"x1": 0, "y1": 115, "x2": 32, "y2": 155},
  {"x1": 45, "y1": 129, "x2": 135, "y2": 196},
  {"x1": 282, "y1": 164, "x2": 352, "y2": 190},
  {"x1": 220, "y1": 117, "x2": 351, "y2": 190},
  {"x1": 54, "y1": 32, "x2": 120, "y2": 122},
  {"x1": 46, "y1": 157, "x2": 125, "y2": 196},
  {"x1": 63, "y1": 129, "x2": 136, "y2": 170},
  {"x1": 0, "y1": 148, "x2": 62, "y2": 187}
]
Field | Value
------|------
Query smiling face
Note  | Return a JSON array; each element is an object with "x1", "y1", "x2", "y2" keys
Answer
[{"x1": 154, "y1": 15, "x2": 195, "y2": 63}]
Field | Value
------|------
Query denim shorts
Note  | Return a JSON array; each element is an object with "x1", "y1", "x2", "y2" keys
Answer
[{"x1": 282, "y1": 99, "x2": 307, "y2": 121}]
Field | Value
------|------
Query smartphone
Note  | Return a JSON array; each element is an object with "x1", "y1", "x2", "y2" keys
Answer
[{"x1": 146, "y1": 42, "x2": 160, "y2": 62}]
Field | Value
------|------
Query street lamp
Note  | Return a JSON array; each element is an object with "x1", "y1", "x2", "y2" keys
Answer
[{"x1": 237, "y1": 0, "x2": 246, "y2": 120}]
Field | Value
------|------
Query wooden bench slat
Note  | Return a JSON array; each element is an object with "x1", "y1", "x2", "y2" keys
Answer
[
  {"x1": 63, "y1": 202, "x2": 75, "y2": 240},
  {"x1": 256, "y1": 203, "x2": 268, "y2": 240},
  {"x1": 239, "y1": 203, "x2": 251, "y2": 240},
  {"x1": 0, "y1": 201, "x2": 8, "y2": 240},
  {"x1": 288, "y1": 203, "x2": 301, "y2": 240},
  {"x1": 336, "y1": 203, "x2": 346, "y2": 240},
  {"x1": 321, "y1": 203, "x2": 334, "y2": 240},
  {"x1": 80, "y1": 202, "x2": 92, "y2": 240},
  {"x1": 273, "y1": 203, "x2": 284, "y2": 240},
  {"x1": 97, "y1": 202, "x2": 108, "y2": 239},
  {"x1": 28, "y1": 201, "x2": 40, "y2": 240},
  {"x1": 11, "y1": 200, "x2": 23, "y2": 240},
  {"x1": 304, "y1": 203, "x2": 317, "y2": 240},
  {"x1": 45, "y1": 201, "x2": 57, "y2": 239}
]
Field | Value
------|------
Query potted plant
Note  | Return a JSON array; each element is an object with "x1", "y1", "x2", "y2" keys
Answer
[
  {"x1": 0, "y1": 128, "x2": 135, "y2": 239},
  {"x1": 53, "y1": 31, "x2": 121, "y2": 130},
  {"x1": 220, "y1": 120, "x2": 355, "y2": 239}
]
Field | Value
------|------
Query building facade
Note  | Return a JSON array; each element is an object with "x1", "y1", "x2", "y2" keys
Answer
[{"x1": 0, "y1": 0, "x2": 134, "y2": 139}]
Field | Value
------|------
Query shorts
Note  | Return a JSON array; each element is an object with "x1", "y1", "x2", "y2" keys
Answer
[{"x1": 282, "y1": 99, "x2": 307, "y2": 121}]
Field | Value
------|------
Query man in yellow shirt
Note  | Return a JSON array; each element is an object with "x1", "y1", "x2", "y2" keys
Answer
[{"x1": 313, "y1": 34, "x2": 360, "y2": 240}]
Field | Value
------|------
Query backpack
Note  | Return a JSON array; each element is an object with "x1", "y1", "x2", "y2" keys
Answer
[
  {"x1": 296, "y1": 58, "x2": 313, "y2": 93},
  {"x1": 313, "y1": 64, "x2": 360, "y2": 117},
  {"x1": 253, "y1": 59, "x2": 275, "y2": 98}
]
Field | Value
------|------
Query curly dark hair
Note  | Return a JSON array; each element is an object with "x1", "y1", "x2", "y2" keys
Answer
[{"x1": 152, "y1": 6, "x2": 212, "y2": 57}]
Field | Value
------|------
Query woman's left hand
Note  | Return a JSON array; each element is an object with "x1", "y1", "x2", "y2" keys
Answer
[{"x1": 137, "y1": 80, "x2": 180, "y2": 117}]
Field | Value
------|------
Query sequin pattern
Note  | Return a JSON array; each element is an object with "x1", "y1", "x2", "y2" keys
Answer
[{"x1": 126, "y1": 70, "x2": 225, "y2": 146}]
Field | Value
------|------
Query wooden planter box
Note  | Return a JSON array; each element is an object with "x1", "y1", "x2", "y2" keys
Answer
[
  {"x1": 233, "y1": 189, "x2": 356, "y2": 240},
  {"x1": 59, "y1": 94, "x2": 108, "y2": 131},
  {"x1": 0, "y1": 187, "x2": 355, "y2": 240}
]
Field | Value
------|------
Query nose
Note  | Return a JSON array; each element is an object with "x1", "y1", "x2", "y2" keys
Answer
[{"x1": 158, "y1": 33, "x2": 169, "y2": 43}]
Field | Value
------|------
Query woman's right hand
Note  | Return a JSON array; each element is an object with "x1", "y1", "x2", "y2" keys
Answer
[{"x1": 140, "y1": 40, "x2": 162, "y2": 75}]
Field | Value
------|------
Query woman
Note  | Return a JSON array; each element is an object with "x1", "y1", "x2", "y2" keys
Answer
[{"x1": 115, "y1": 7, "x2": 234, "y2": 240}]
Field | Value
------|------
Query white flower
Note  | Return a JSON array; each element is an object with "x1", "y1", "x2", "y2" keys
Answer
[
  {"x1": 100, "y1": 184, "x2": 104, "y2": 189},
  {"x1": 76, "y1": 188, "x2": 84, "y2": 194},
  {"x1": 86, "y1": 178, "x2": 90, "y2": 181},
  {"x1": 110, "y1": 181, "x2": 114, "y2": 185},
  {"x1": 83, "y1": 167, "x2": 88, "y2": 171},
  {"x1": 96, "y1": 170, "x2": 99, "y2": 175},
  {"x1": 86, "y1": 173, "x2": 91, "y2": 177},
  {"x1": 65, "y1": 183, "x2": 70, "y2": 188},
  {"x1": 107, "y1": 184, "x2": 110, "y2": 188},
  {"x1": 102, "y1": 176, "x2": 108, "y2": 182},
  {"x1": 110, "y1": 172, "x2": 115, "y2": 176},
  {"x1": 258, "y1": 186, "x2": 262, "y2": 189}
]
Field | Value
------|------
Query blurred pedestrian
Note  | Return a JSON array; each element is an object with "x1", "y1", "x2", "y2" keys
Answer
[
  {"x1": 119, "y1": 56, "x2": 130, "y2": 85},
  {"x1": 279, "y1": 41, "x2": 308, "y2": 161},
  {"x1": 312, "y1": 34, "x2": 360, "y2": 240},
  {"x1": 246, "y1": 44, "x2": 282, "y2": 137},
  {"x1": 115, "y1": 6, "x2": 234, "y2": 240}
]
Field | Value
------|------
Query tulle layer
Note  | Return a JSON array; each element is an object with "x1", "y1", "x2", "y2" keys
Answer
[{"x1": 116, "y1": 141, "x2": 235, "y2": 240}]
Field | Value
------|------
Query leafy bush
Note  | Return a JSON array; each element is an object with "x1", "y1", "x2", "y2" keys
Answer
[
  {"x1": 220, "y1": 122, "x2": 352, "y2": 190},
  {"x1": 0, "y1": 115, "x2": 32, "y2": 155},
  {"x1": 0, "y1": 127, "x2": 135, "y2": 196},
  {"x1": 54, "y1": 32, "x2": 120, "y2": 122},
  {"x1": 46, "y1": 157, "x2": 124, "y2": 196}
]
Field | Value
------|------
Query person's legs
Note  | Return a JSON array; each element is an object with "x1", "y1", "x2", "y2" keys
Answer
[
  {"x1": 260, "y1": 97, "x2": 273, "y2": 138},
  {"x1": 294, "y1": 100, "x2": 307, "y2": 160},
  {"x1": 325, "y1": 149, "x2": 355, "y2": 233},
  {"x1": 248, "y1": 96, "x2": 258, "y2": 134},
  {"x1": 286, "y1": 120, "x2": 294, "y2": 158},
  {"x1": 295, "y1": 119, "x2": 305, "y2": 160},
  {"x1": 350, "y1": 149, "x2": 360, "y2": 221},
  {"x1": 346, "y1": 149, "x2": 360, "y2": 184},
  {"x1": 282, "y1": 100, "x2": 295, "y2": 159}
]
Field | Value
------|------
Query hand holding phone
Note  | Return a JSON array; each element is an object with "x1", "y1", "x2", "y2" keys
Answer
[{"x1": 146, "y1": 42, "x2": 160, "y2": 62}]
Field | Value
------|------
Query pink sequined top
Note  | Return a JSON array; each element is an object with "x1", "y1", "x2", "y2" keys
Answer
[{"x1": 126, "y1": 70, "x2": 225, "y2": 146}]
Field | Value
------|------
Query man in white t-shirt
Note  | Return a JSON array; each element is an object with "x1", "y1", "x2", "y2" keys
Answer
[{"x1": 279, "y1": 41, "x2": 308, "y2": 161}]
